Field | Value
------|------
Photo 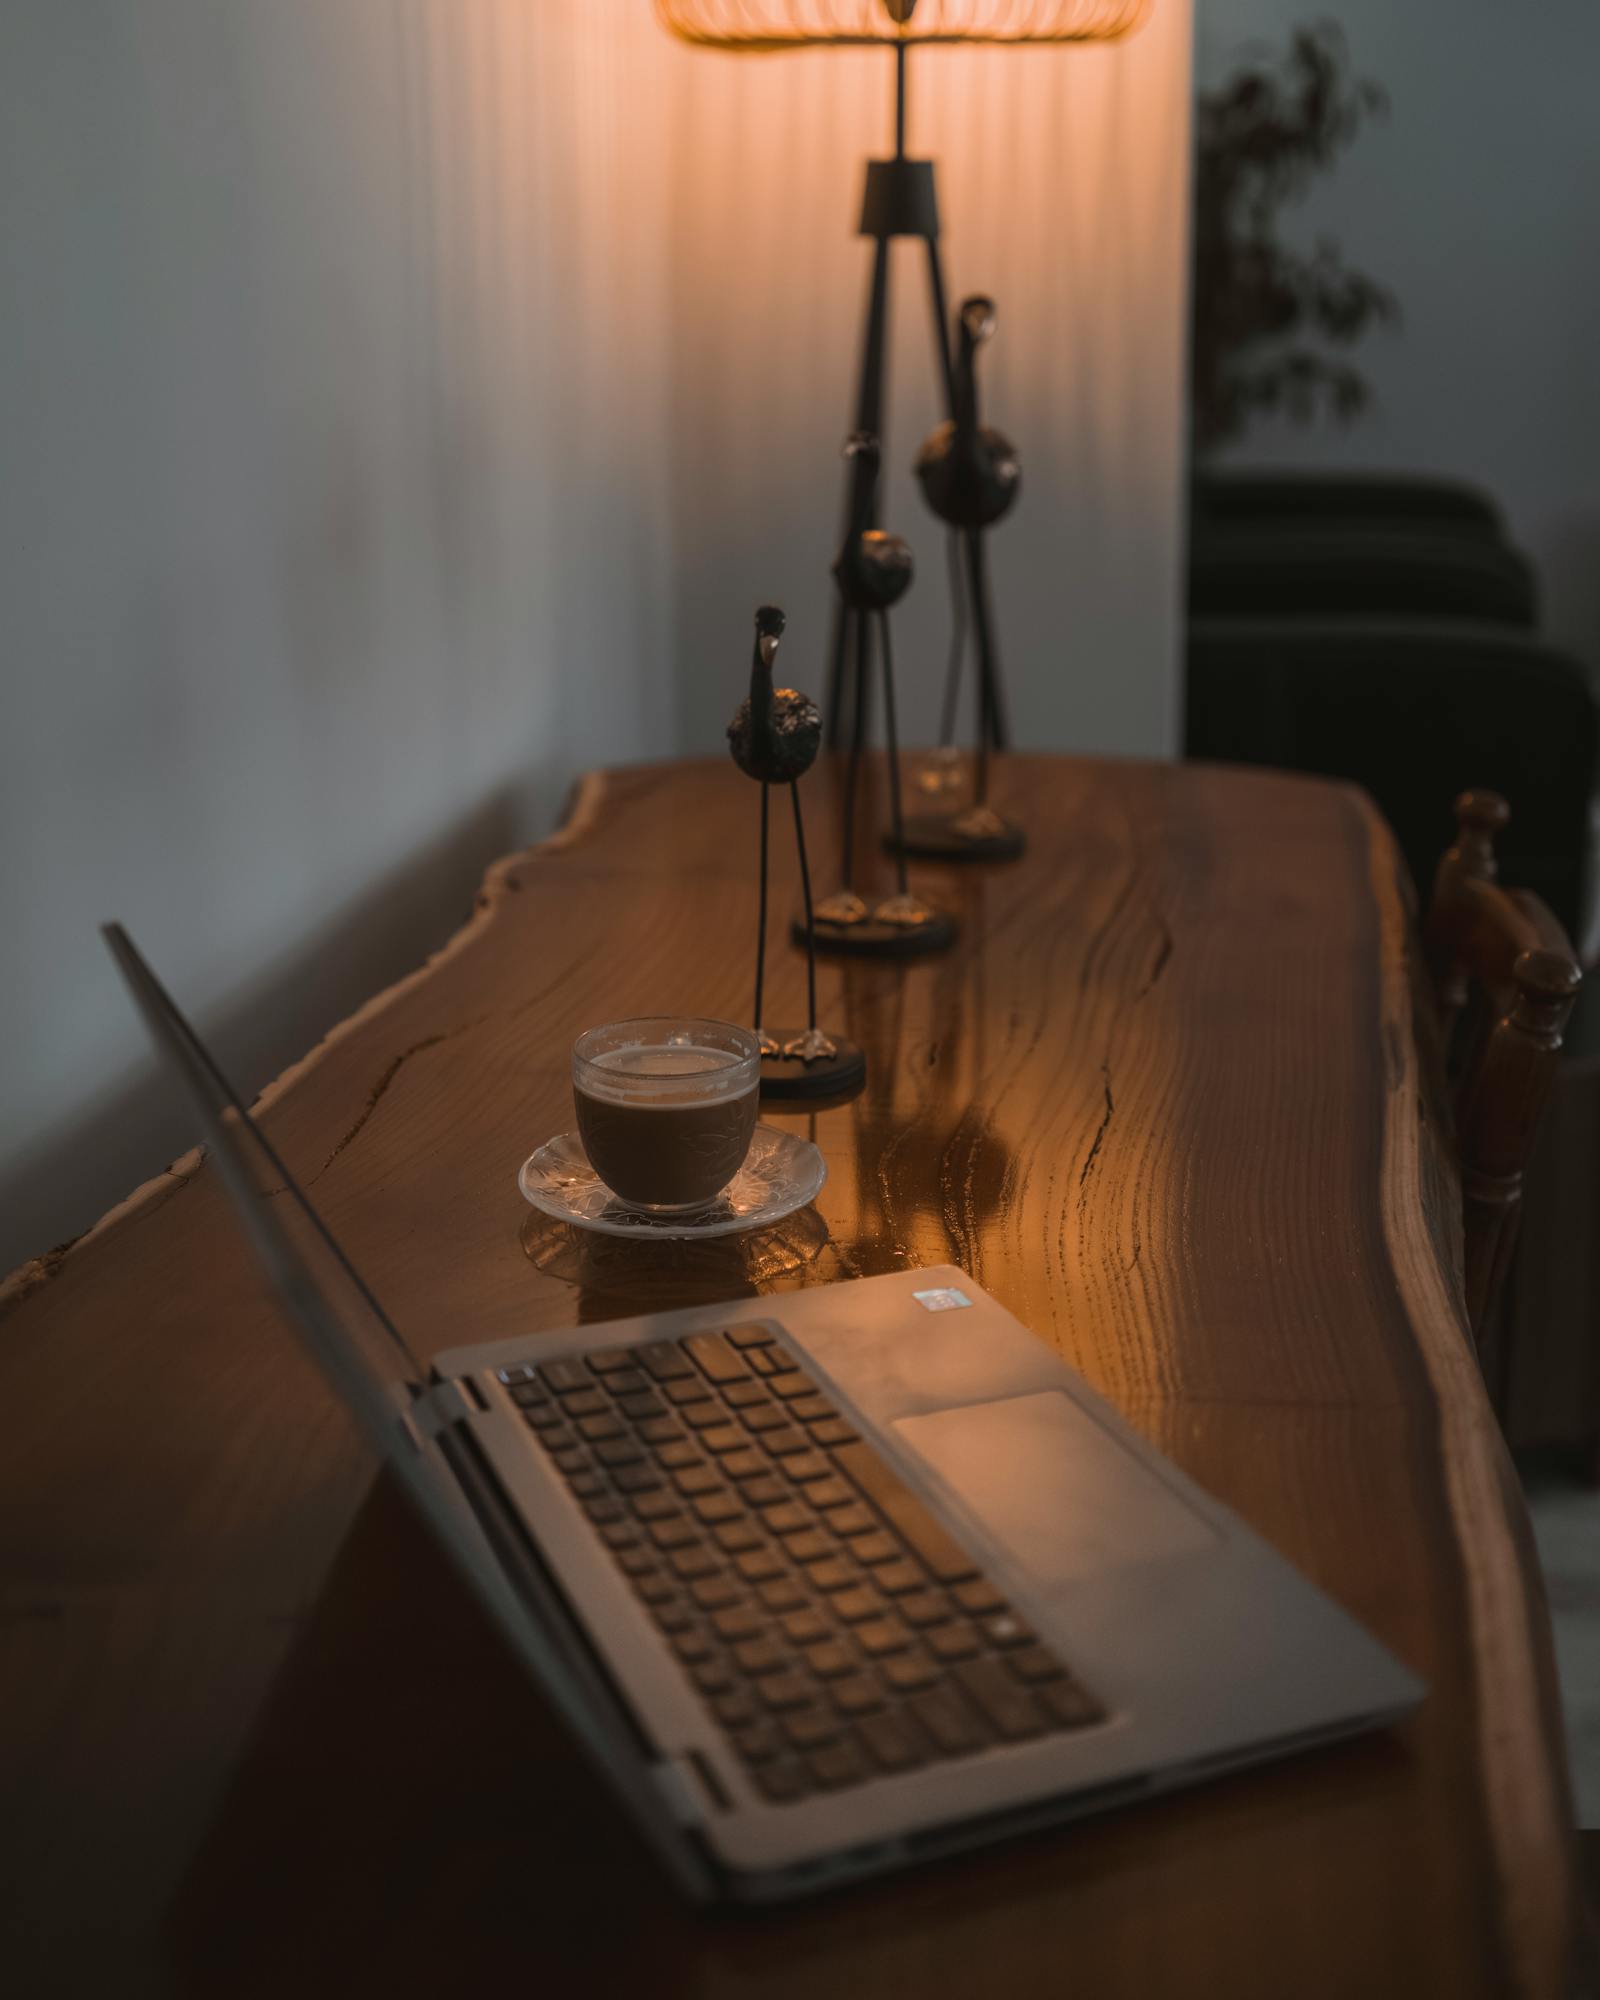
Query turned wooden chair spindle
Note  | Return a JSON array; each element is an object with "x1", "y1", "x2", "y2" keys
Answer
[{"x1": 1424, "y1": 789, "x2": 1583, "y2": 1381}]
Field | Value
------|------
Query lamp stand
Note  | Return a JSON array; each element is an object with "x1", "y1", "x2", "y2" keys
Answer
[{"x1": 823, "y1": 44, "x2": 1008, "y2": 762}]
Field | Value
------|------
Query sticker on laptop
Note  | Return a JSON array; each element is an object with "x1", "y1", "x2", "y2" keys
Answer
[{"x1": 913, "y1": 1287, "x2": 973, "y2": 1313}]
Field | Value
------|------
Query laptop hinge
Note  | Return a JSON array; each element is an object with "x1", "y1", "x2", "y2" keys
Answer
[
  {"x1": 652, "y1": 1752, "x2": 722, "y2": 1827},
  {"x1": 408, "y1": 1377, "x2": 479, "y2": 1440}
]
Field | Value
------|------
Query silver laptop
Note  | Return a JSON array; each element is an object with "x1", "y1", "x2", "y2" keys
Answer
[{"x1": 106, "y1": 922, "x2": 1423, "y2": 1903}]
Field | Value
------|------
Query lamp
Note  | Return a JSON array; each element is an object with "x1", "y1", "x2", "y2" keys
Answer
[{"x1": 658, "y1": 0, "x2": 1151, "y2": 865}]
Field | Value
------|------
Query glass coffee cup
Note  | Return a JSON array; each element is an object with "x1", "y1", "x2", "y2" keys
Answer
[{"x1": 572, "y1": 1017, "x2": 762, "y2": 1213}]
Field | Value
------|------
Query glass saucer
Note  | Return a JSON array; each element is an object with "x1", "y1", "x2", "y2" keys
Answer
[{"x1": 517, "y1": 1125, "x2": 827, "y2": 1240}]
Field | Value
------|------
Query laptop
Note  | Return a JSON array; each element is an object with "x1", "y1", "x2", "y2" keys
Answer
[{"x1": 105, "y1": 922, "x2": 1423, "y2": 1903}]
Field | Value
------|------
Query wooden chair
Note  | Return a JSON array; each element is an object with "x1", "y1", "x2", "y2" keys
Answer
[{"x1": 1424, "y1": 790, "x2": 1583, "y2": 1392}]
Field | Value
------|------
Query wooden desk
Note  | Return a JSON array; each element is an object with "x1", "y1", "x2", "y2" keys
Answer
[{"x1": 1, "y1": 755, "x2": 1588, "y2": 1998}]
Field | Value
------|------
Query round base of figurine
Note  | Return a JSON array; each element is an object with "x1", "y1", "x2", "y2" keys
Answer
[
  {"x1": 889, "y1": 812, "x2": 1026, "y2": 863},
  {"x1": 758, "y1": 1034, "x2": 867, "y2": 1104},
  {"x1": 793, "y1": 909, "x2": 957, "y2": 959}
]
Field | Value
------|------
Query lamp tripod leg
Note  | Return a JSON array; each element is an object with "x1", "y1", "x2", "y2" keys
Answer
[
  {"x1": 790, "y1": 781, "x2": 819, "y2": 1033},
  {"x1": 878, "y1": 611, "x2": 911, "y2": 897}
]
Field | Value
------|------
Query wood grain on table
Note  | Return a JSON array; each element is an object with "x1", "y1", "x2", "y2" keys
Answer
[{"x1": 0, "y1": 754, "x2": 1587, "y2": 1999}]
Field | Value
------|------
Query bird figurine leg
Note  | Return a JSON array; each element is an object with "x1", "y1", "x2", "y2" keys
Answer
[
  {"x1": 917, "y1": 528, "x2": 966, "y2": 800},
  {"x1": 872, "y1": 609, "x2": 939, "y2": 932},
  {"x1": 752, "y1": 782, "x2": 780, "y2": 1059},
  {"x1": 781, "y1": 780, "x2": 837, "y2": 1065},
  {"x1": 951, "y1": 527, "x2": 1011, "y2": 843},
  {"x1": 814, "y1": 606, "x2": 871, "y2": 929}
]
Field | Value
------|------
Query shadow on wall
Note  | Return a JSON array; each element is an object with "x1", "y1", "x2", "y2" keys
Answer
[{"x1": 0, "y1": 784, "x2": 532, "y2": 1283}]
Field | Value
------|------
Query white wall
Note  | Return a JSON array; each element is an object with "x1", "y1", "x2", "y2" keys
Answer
[
  {"x1": 1196, "y1": 0, "x2": 1600, "y2": 671},
  {"x1": 1, "y1": 0, "x2": 1191, "y2": 1275}
]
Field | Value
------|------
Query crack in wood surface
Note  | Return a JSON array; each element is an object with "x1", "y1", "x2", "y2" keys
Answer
[{"x1": 1079, "y1": 1063, "x2": 1115, "y2": 1190}]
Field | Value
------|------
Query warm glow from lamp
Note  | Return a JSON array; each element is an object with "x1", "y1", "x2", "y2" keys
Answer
[{"x1": 656, "y1": 1, "x2": 1150, "y2": 50}]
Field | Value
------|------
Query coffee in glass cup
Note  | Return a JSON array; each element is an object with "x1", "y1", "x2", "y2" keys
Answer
[{"x1": 572, "y1": 1017, "x2": 761, "y2": 1212}]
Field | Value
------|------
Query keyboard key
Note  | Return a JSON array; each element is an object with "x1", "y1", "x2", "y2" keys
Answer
[
  {"x1": 617, "y1": 1549, "x2": 657, "y2": 1580},
  {"x1": 740, "y1": 1403, "x2": 786, "y2": 1434},
  {"x1": 876, "y1": 1560, "x2": 927, "y2": 1597},
  {"x1": 583, "y1": 1496, "x2": 625, "y2": 1525},
  {"x1": 744, "y1": 1475, "x2": 788, "y2": 1508},
  {"x1": 637, "y1": 1340, "x2": 696, "y2": 1381},
  {"x1": 652, "y1": 1600, "x2": 695, "y2": 1635},
  {"x1": 1038, "y1": 1678, "x2": 1106, "y2": 1729},
  {"x1": 828, "y1": 1504, "x2": 877, "y2": 1537},
  {"x1": 749, "y1": 1348, "x2": 786, "y2": 1377},
  {"x1": 559, "y1": 1388, "x2": 607, "y2": 1418},
  {"x1": 758, "y1": 1577, "x2": 809, "y2": 1615},
  {"x1": 671, "y1": 1546, "x2": 719, "y2": 1582},
  {"x1": 690, "y1": 1578, "x2": 743, "y2": 1614},
  {"x1": 810, "y1": 1419, "x2": 860, "y2": 1447},
  {"x1": 787, "y1": 1531, "x2": 834, "y2": 1566},
  {"x1": 586, "y1": 1347, "x2": 637, "y2": 1375},
  {"x1": 618, "y1": 1392, "x2": 666, "y2": 1422},
  {"x1": 508, "y1": 1381, "x2": 549, "y2": 1410},
  {"x1": 714, "y1": 1689, "x2": 757, "y2": 1729},
  {"x1": 807, "y1": 1478, "x2": 854, "y2": 1510},
  {"x1": 832, "y1": 1675, "x2": 885, "y2": 1717},
  {"x1": 655, "y1": 1441, "x2": 700, "y2": 1471},
  {"x1": 693, "y1": 1492, "x2": 744, "y2": 1526},
  {"x1": 833, "y1": 1442, "x2": 979, "y2": 1585},
  {"x1": 631, "y1": 1491, "x2": 680, "y2": 1523},
  {"x1": 522, "y1": 1405, "x2": 565, "y2": 1431},
  {"x1": 538, "y1": 1359, "x2": 591, "y2": 1394},
  {"x1": 650, "y1": 1517, "x2": 701, "y2": 1551},
  {"x1": 767, "y1": 1371, "x2": 816, "y2": 1401},
  {"x1": 810, "y1": 1560, "x2": 859, "y2": 1596},
  {"x1": 723, "y1": 1380, "x2": 769, "y2": 1410},
  {"x1": 534, "y1": 1424, "x2": 576, "y2": 1454},
  {"x1": 762, "y1": 1428, "x2": 809, "y2": 1457},
  {"x1": 576, "y1": 1414, "x2": 626, "y2": 1444},
  {"x1": 735, "y1": 1722, "x2": 784, "y2": 1763},
  {"x1": 762, "y1": 1503, "x2": 812, "y2": 1538},
  {"x1": 713, "y1": 1520, "x2": 763, "y2": 1556},
  {"x1": 711, "y1": 1605, "x2": 765, "y2": 1643},
  {"x1": 635, "y1": 1575, "x2": 678, "y2": 1607},
  {"x1": 855, "y1": 1618, "x2": 911, "y2": 1658},
  {"x1": 834, "y1": 1587, "x2": 884, "y2": 1623},
  {"x1": 680, "y1": 1402, "x2": 725, "y2": 1430},
  {"x1": 551, "y1": 1448, "x2": 589, "y2": 1477},
  {"x1": 684, "y1": 1332, "x2": 749, "y2": 1385},
  {"x1": 569, "y1": 1472, "x2": 608, "y2": 1502},
  {"x1": 760, "y1": 1675, "x2": 814, "y2": 1713},
  {"x1": 497, "y1": 1362, "x2": 539, "y2": 1387},
  {"x1": 852, "y1": 1534, "x2": 900, "y2": 1566},
  {"x1": 1008, "y1": 1646, "x2": 1064, "y2": 1684},
  {"x1": 594, "y1": 1439, "x2": 645, "y2": 1469},
  {"x1": 673, "y1": 1465, "x2": 722, "y2": 1498},
  {"x1": 784, "y1": 1708, "x2": 840, "y2": 1752},
  {"x1": 790, "y1": 1394, "x2": 834, "y2": 1423},
  {"x1": 912, "y1": 1686, "x2": 988, "y2": 1756},
  {"x1": 614, "y1": 1465, "x2": 663, "y2": 1494},
  {"x1": 735, "y1": 1549, "x2": 786, "y2": 1585},
  {"x1": 952, "y1": 1578, "x2": 1006, "y2": 1618},
  {"x1": 601, "y1": 1368, "x2": 650, "y2": 1397},
  {"x1": 756, "y1": 1758, "x2": 811, "y2": 1803},
  {"x1": 722, "y1": 1450, "x2": 768, "y2": 1482},
  {"x1": 701, "y1": 1426, "x2": 748, "y2": 1456},
  {"x1": 638, "y1": 1418, "x2": 685, "y2": 1447},
  {"x1": 901, "y1": 1592, "x2": 952, "y2": 1629},
  {"x1": 726, "y1": 1323, "x2": 776, "y2": 1349},
  {"x1": 803, "y1": 1642, "x2": 855, "y2": 1679},
  {"x1": 780, "y1": 1608, "x2": 832, "y2": 1647},
  {"x1": 733, "y1": 1638, "x2": 785, "y2": 1677},
  {"x1": 928, "y1": 1622, "x2": 982, "y2": 1664},
  {"x1": 692, "y1": 1657, "x2": 735, "y2": 1696},
  {"x1": 673, "y1": 1628, "x2": 715, "y2": 1665},
  {"x1": 599, "y1": 1520, "x2": 640, "y2": 1551},
  {"x1": 957, "y1": 1660, "x2": 1048, "y2": 1741},
  {"x1": 859, "y1": 1710, "x2": 927, "y2": 1773},
  {"x1": 883, "y1": 1653, "x2": 940, "y2": 1695},
  {"x1": 663, "y1": 1378, "x2": 713, "y2": 1406},
  {"x1": 783, "y1": 1453, "x2": 831, "y2": 1484},
  {"x1": 808, "y1": 1739, "x2": 867, "y2": 1790}
]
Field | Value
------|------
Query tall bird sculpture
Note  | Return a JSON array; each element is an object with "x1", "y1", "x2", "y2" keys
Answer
[
  {"x1": 905, "y1": 295, "x2": 1025, "y2": 860},
  {"x1": 727, "y1": 605, "x2": 866, "y2": 1098},
  {"x1": 811, "y1": 432, "x2": 954, "y2": 957}
]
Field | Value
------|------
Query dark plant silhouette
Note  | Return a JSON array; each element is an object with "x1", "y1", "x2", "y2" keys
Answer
[{"x1": 1192, "y1": 22, "x2": 1397, "y2": 455}]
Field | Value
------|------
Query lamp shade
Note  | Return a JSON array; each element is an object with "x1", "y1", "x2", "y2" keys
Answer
[{"x1": 656, "y1": 1, "x2": 1150, "y2": 51}]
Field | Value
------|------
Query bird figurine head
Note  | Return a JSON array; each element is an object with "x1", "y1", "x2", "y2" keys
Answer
[
  {"x1": 727, "y1": 604, "x2": 822, "y2": 785},
  {"x1": 832, "y1": 432, "x2": 915, "y2": 613},
  {"x1": 914, "y1": 295, "x2": 1021, "y2": 531}
]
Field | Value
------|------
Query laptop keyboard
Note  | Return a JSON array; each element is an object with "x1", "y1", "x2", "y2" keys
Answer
[{"x1": 497, "y1": 1322, "x2": 1104, "y2": 1805}]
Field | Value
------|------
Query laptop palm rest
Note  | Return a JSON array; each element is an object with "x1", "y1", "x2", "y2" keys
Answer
[{"x1": 893, "y1": 1392, "x2": 1220, "y2": 1589}]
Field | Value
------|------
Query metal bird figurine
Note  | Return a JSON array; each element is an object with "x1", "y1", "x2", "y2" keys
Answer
[
  {"x1": 914, "y1": 296, "x2": 1021, "y2": 531},
  {"x1": 814, "y1": 434, "x2": 947, "y2": 946},
  {"x1": 726, "y1": 605, "x2": 838, "y2": 1069}
]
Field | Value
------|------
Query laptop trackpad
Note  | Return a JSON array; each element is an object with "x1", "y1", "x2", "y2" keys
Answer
[{"x1": 893, "y1": 1392, "x2": 1220, "y2": 1588}]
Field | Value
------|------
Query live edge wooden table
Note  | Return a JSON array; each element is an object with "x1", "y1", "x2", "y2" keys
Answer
[{"x1": 1, "y1": 755, "x2": 1589, "y2": 2000}]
